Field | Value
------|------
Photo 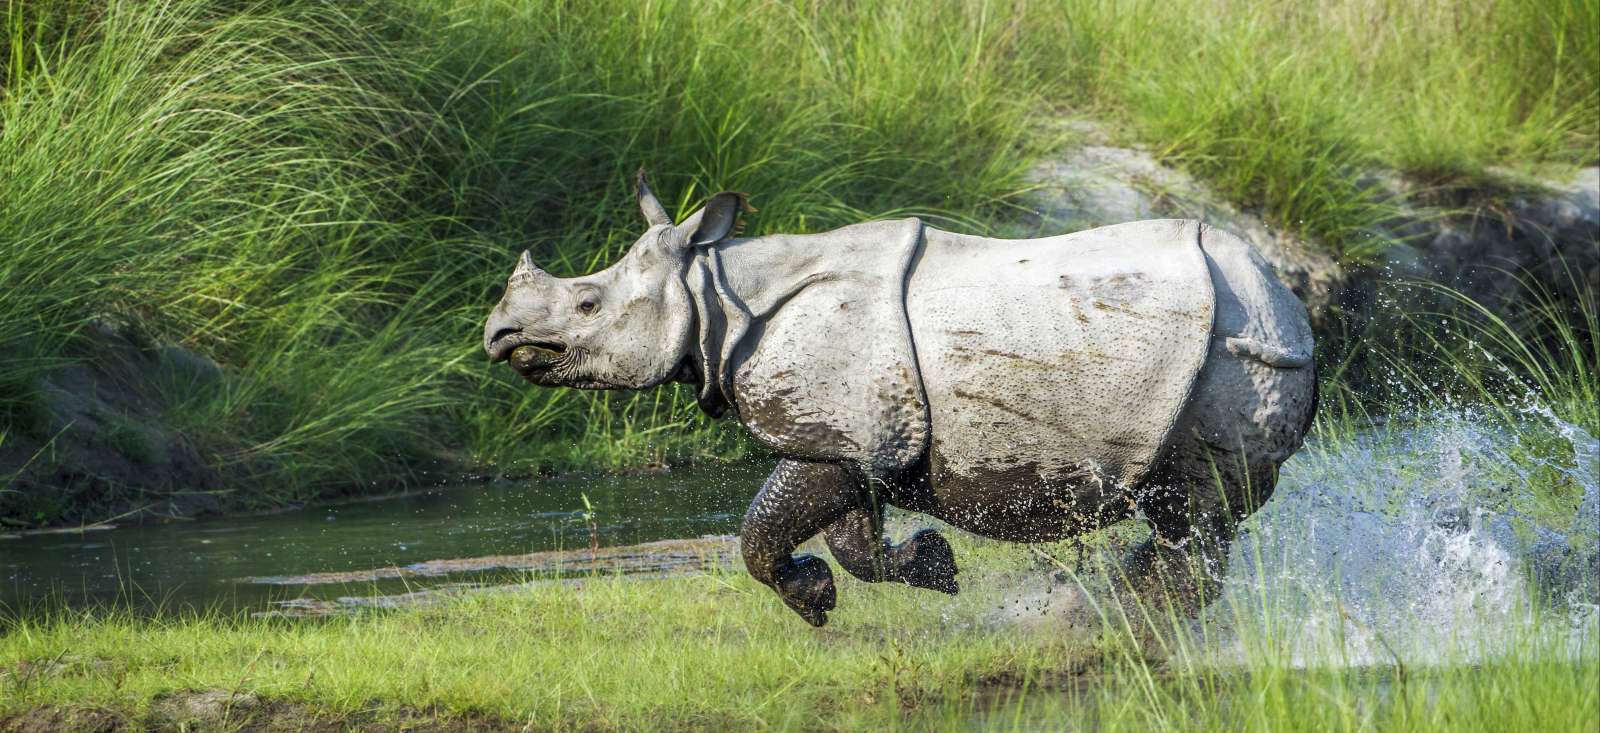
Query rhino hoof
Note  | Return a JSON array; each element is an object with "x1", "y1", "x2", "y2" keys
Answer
[
  {"x1": 897, "y1": 530, "x2": 959, "y2": 595},
  {"x1": 778, "y1": 554, "x2": 836, "y2": 627}
]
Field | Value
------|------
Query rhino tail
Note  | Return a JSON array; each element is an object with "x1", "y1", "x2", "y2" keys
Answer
[{"x1": 1224, "y1": 336, "x2": 1312, "y2": 369}]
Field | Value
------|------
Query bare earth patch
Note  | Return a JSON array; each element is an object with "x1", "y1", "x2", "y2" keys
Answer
[
  {"x1": 251, "y1": 536, "x2": 738, "y2": 586},
  {"x1": 4, "y1": 692, "x2": 534, "y2": 733},
  {"x1": 249, "y1": 536, "x2": 741, "y2": 617}
]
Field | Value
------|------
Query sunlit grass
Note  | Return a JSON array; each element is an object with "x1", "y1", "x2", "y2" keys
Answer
[
  {"x1": 0, "y1": 0, "x2": 1050, "y2": 522},
  {"x1": 1028, "y1": 0, "x2": 1598, "y2": 258},
  {"x1": 1, "y1": 527, "x2": 1594, "y2": 731},
  {"x1": 0, "y1": 547, "x2": 1090, "y2": 730}
]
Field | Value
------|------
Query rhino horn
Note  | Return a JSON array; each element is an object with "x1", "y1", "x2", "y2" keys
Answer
[
  {"x1": 635, "y1": 168, "x2": 672, "y2": 227},
  {"x1": 513, "y1": 250, "x2": 548, "y2": 278}
]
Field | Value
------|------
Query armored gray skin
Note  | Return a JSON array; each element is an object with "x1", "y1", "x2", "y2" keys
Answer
[{"x1": 484, "y1": 173, "x2": 1317, "y2": 626}]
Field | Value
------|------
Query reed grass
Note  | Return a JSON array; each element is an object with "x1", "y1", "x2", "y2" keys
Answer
[
  {"x1": 1, "y1": 0, "x2": 1595, "y2": 523},
  {"x1": 1046, "y1": 0, "x2": 1599, "y2": 257},
  {"x1": 1317, "y1": 269, "x2": 1599, "y2": 440}
]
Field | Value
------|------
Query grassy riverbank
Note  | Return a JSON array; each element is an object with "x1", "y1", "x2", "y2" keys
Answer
[
  {"x1": 2, "y1": 0, "x2": 1596, "y2": 525},
  {"x1": 2, "y1": 529, "x2": 1595, "y2": 731}
]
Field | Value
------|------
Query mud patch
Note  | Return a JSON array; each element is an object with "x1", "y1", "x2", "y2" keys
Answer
[
  {"x1": 0, "y1": 706, "x2": 125, "y2": 733},
  {"x1": 4, "y1": 693, "x2": 532, "y2": 732},
  {"x1": 249, "y1": 536, "x2": 737, "y2": 586},
  {"x1": 250, "y1": 536, "x2": 741, "y2": 617},
  {"x1": 149, "y1": 690, "x2": 260, "y2": 729},
  {"x1": 0, "y1": 321, "x2": 226, "y2": 528}
]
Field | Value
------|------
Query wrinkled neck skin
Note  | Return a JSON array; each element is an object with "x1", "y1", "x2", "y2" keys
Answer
[
  {"x1": 679, "y1": 232, "x2": 852, "y2": 418},
  {"x1": 678, "y1": 243, "x2": 743, "y2": 418}
]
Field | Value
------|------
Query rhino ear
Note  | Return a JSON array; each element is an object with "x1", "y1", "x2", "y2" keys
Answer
[
  {"x1": 677, "y1": 192, "x2": 752, "y2": 248},
  {"x1": 635, "y1": 168, "x2": 672, "y2": 227}
]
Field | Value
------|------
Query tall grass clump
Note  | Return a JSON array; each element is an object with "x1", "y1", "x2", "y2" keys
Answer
[
  {"x1": 1018, "y1": 0, "x2": 1599, "y2": 257},
  {"x1": 1, "y1": 0, "x2": 1054, "y2": 521},
  {"x1": 0, "y1": 0, "x2": 479, "y2": 504},
  {"x1": 1397, "y1": 277, "x2": 1597, "y2": 432},
  {"x1": 1315, "y1": 267, "x2": 1598, "y2": 437}
]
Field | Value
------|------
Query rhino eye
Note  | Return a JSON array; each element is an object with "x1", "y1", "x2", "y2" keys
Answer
[{"x1": 577, "y1": 299, "x2": 598, "y2": 315}]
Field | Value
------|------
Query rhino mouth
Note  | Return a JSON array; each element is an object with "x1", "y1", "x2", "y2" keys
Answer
[
  {"x1": 487, "y1": 329, "x2": 565, "y2": 364},
  {"x1": 506, "y1": 343, "x2": 567, "y2": 376}
]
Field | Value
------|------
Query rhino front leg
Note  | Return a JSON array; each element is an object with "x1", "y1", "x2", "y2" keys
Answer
[
  {"x1": 740, "y1": 459, "x2": 861, "y2": 627},
  {"x1": 824, "y1": 509, "x2": 959, "y2": 594}
]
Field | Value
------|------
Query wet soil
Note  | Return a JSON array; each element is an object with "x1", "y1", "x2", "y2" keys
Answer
[
  {"x1": 1, "y1": 692, "x2": 535, "y2": 733},
  {"x1": 250, "y1": 536, "x2": 739, "y2": 586},
  {"x1": 254, "y1": 536, "x2": 741, "y2": 617}
]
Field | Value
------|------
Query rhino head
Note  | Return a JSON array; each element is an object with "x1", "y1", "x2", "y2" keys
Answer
[{"x1": 483, "y1": 172, "x2": 747, "y2": 390}]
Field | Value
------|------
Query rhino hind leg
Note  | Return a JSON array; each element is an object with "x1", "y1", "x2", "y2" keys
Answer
[
  {"x1": 824, "y1": 509, "x2": 959, "y2": 594},
  {"x1": 892, "y1": 530, "x2": 960, "y2": 594},
  {"x1": 1120, "y1": 474, "x2": 1258, "y2": 614},
  {"x1": 1119, "y1": 427, "x2": 1288, "y2": 617},
  {"x1": 1114, "y1": 297, "x2": 1317, "y2": 615},
  {"x1": 740, "y1": 460, "x2": 864, "y2": 627}
]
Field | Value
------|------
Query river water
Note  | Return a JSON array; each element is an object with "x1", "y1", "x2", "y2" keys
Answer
[{"x1": 0, "y1": 462, "x2": 766, "y2": 615}]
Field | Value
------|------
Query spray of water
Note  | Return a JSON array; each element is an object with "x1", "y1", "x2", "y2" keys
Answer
[
  {"x1": 1209, "y1": 407, "x2": 1598, "y2": 666},
  {"x1": 990, "y1": 407, "x2": 1598, "y2": 667}
]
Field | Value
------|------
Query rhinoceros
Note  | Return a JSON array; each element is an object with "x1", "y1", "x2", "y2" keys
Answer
[{"x1": 483, "y1": 172, "x2": 1317, "y2": 626}]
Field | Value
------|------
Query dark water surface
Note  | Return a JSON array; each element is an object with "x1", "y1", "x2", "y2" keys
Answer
[{"x1": 1, "y1": 462, "x2": 765, "y2": 617}]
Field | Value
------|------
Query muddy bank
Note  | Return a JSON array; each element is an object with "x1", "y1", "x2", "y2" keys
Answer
[
  {"x1": 1, "y1": 694, "x2": 534, "y2": 733},
  {"x1": 252, "y1": 536, "x2": 738, "y2": 587},
  {"x1": 0, "y1": 322, "x2": 222, "y2": 528},
  {"x1": 0, "y1": 321, "x2": 458, "y2": 530},
  {"x1": 251, "y1": 536, "x2": 741, "y2": 617}
]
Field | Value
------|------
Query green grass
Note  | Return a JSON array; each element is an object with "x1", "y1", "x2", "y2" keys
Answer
[
  {"x1": 1, "y1": 526, "x2": 1594, "y2": 731},
  {"x1": 0, "y1": 0, "x2": 472, "y2": 511},
  {"x1": 1, "y1": 0, "x2": 1596, "y2": 524},
  {"x1": 0, "y1": 536, "x2": 1088, "y2": 730},
  {"x1": 1317, "y1": 269, "x2": 1600, "y2": 442},
  {"x1": 1064, "y1": 0, "x2": 1600, "y2": 258}
]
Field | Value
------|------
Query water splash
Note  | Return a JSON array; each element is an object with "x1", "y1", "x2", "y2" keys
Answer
[
  {"x1": 984, "y1": 407, "x2": 1599, "y2": 665},
  {"x1": 1211, "y1": 408, "x2": 1599, "y2": 666}
]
